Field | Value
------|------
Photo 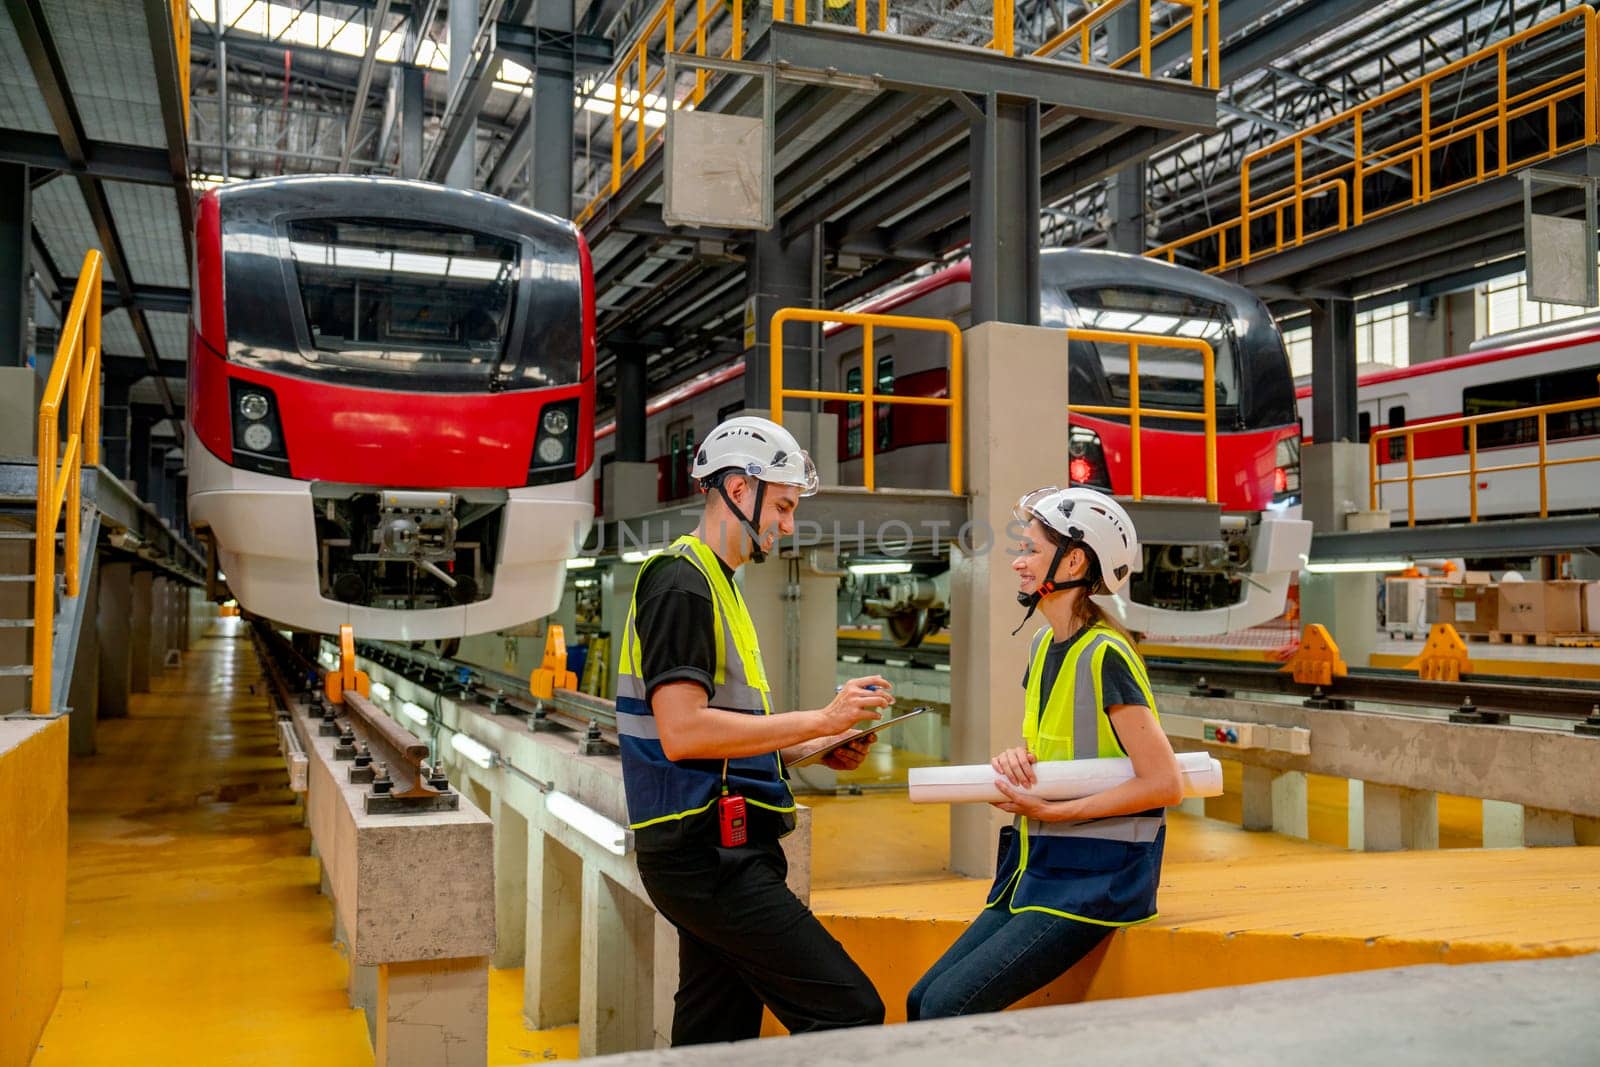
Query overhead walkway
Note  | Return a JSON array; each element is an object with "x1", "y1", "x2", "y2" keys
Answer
[
  {"x1": 1147, "y1": 7, "x2": 1600, "y2": 299},
  {"x1": 578, "y1": 0, "x2": 1220, "y2": 389}
]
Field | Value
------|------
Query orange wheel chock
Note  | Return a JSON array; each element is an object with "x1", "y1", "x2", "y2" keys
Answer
[
  {"x1": 530, "y1": 624, "x2": 579, "y2": 700},
  {"x1": 1281, "y1": 623, "x2": 1349, "y2": 688},
  {"x1": 324, "y1": 623, "x2": 371, "y2": 704},
  {"x1": 1405, "y1": 623, "x2": 1473, "y2": 682}
]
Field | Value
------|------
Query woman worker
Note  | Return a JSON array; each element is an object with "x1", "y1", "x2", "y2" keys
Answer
[{"x1": 907, "y1": 486, "x2": 1185, "y2": 1021}]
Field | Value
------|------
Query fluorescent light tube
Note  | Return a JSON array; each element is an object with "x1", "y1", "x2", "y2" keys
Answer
[
  {"x1": 545, "y1": 791, "x2": 629, "y2": 855},
  {"x1": 621, "y1": 549, "x2": 662, "y2": 564},
  {"x1": 400, "y1": 701, "x2": 429, "y2": 727},
  {"x1": 1303, "y1": 560, "x2": 1410, "y2": 574},
  {"x1": 369, "y1": 681, "x2": 392, "y2": 703},
  {"x1": 566, "y1": 556, "x2": 597, "y2": 569},
  {"x1": 450, "y1": 732, "x2": 497, "y2": 769},
  {"x1": 848, "y1": 561, "x2": 914, "y2": 575}
]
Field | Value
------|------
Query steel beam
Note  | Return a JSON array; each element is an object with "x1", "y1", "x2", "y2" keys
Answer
[
  {"x1": 766, "y1": 23, "x2": 1216, "y2": 129},
  {"x1": 78, "y1": 281, "x2": 192, "y2": 315},
  {"x1": 1308, "y1": 297, "x2": 1356, "y2": 445},
  {"x1": 0, "y1": 163, "x2": 27, "y2": 367},
  {"x1": 0, "y1": 129, "x2": 174, "y2": 186},
  {"x1": 1311, "y1": 515, "x2": 1600, "y2": 562},
  {"x1": 140, "y1": 0, "x2": 196, "y2": 257},
  {"x1": 968, "y1": 93, "x2": 1040, "y2": 326},
  {"x1": 530, "y1": 0, "x2": 575, "y2": 217},
  {"x1": 339, "y1": 0, "x2": 393, "y2": 172}
]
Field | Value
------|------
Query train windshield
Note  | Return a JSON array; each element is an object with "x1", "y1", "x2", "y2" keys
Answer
[{"x1": 1059, "y1": 286, "x2": 1242, "y2": 414}]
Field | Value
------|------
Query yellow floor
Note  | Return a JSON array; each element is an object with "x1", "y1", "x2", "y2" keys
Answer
[{"x1": 31, "y1": 619, "x2": 574, "y2": 1066}]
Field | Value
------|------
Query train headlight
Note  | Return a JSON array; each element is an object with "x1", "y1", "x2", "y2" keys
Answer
[
  {"x1": 537, "y1": 437, "x2": 567, "y2": 464},
  {"x1": 542, "y1": 409, "x2": 570, "y2": 436},
  {"x1": 242, "y1": 422, "x2": 274, "y2": 452},
  {"x1": 238, "y1": 392, "x2": 270, "y2": 421}
]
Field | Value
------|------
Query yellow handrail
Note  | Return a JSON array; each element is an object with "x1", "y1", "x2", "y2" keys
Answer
[
  {"x1": 768, "y1": 308, "x2": 964, "y2": 494},
  {"x1": 1369, "y1": 378, "x2": 1600, "y2": 527},
  {"x1": 171, "y1": 0, "x2": 191, "y2": 131},
  {"x1": 33, "y1": 250, "x2": 103, "y2": 714},
  {"x1": 1150, "y1": 7, "x2": 1596, "y2": 272},
  {"x1": 1034, "y1": 0, "x2": 1217, "y2": 87},
  {"x1": 1065, "y1": 328, "x2": 1217, "y2": 503}
]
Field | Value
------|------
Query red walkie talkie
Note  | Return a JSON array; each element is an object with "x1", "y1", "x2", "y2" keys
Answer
[{"x1": 718, "y1": 790, "x2": 747, "y2": 847}]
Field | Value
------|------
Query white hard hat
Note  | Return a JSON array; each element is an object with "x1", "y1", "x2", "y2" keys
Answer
[
  {"x1": 691, "y1": 415, "x2": 819, "y2": 496},
  {"x1": 1015, "y1": 486, "x2": 1140, "y2": 595}
]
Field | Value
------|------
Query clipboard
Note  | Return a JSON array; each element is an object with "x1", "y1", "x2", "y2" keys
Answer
[{"x1": 784, "y1": 706, "x2": 931, "y2": 768}]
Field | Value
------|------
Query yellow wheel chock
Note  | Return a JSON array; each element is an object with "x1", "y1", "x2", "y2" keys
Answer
[{"x1": 530, "y1": 624, "x2": 579, "y2": 699}]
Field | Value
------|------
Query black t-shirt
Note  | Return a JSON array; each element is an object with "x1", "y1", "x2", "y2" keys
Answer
[
  {"x1": 1021, "y1": 625, "x2": 1150, "y2": 747},
  {"x1": 633, "y1": 554, "x2": 732, "y2": 702}
]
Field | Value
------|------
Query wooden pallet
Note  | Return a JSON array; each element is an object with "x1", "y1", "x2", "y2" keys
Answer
[{"x1": 1484, "y1": 630, "x2": 1600, "y2": 647}]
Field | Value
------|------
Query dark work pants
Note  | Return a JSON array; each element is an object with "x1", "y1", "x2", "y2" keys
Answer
[
  {"x1": 906, "y1": 904, "x2": 1110, "y2": 1020},
  {"x1": 636, "y1": 837, "x2": 884, "y2": 1046}
]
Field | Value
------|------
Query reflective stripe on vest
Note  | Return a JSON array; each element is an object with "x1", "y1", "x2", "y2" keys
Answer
[
  {"x1": 988, "y1": 622, "x2": 1165, "y2": 925},
  {"x1": 617, "y1": 535, "x2": 796, "y2": 840}
]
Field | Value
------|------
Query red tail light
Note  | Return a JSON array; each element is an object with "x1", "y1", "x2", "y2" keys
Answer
[
  {"x1": 1274, "y1": 466, "x2": 1288, "y2": 493},
  {"x1": 1070, "y1": 457, "x2": 1094, "y2": 485}
]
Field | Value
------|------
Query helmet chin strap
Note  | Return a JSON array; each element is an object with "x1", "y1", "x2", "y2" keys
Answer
[
  {"x1": 716, "y1": 478, "x2": 770, "y2": 563},
  {"x1": 1011, "y1": 541, "x2": 1092, "y2": 635}
]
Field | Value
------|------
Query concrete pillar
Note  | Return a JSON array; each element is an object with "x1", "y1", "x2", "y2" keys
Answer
[
  {"x1": 1522, "y1": 806, "x2": 1577, "y2": 847},
  {"x1": 579, "y1": 865, "x2": 654, "y2": 1057},
  {"x1": 651, "y1": 914, "x2": 678, "y2": 1050},
  {"x1": 740, "y1": 551, "x2": 842, "y2": 792},
  {"x1": 492, "y1": 795, "x2": 528, "y2": 969},
  {"x1": 374, "y1": 956, "x2": 489, "y2": 1067},
  {"x1": 598, "y1": 561, "x2": 641, "y2": 700},
  {"x1": 1241, "y1": 765, "x2": 1308, "y2": 838},
  {"x1": 67, "y1": 563, "x2": 100, "y2": 756},
  {"x1": 525, "y1": 829, "x2": 582, "y2": 1029},
  {"x1": 743, "y1": 226, "x2": 817, "y2": 412},
  {"x1": 0, "y1": 162, "x2": 28, "y2": 368},
  {"x1": 129, "y1": 570, "x2": 152, "y2": 693},
  {"x1": 949, "y1": 322, "x2": 1068, "y2": 876},
  {"x1": 1482, "y1": 799, "x2": 1525, "y2": 848},
  {"x1": 1300, "y1": 442, "x2": 1381, "y2": 668},
  {"x1": 530, "y1": 0, "x2": 575, "y2": 217},
  {"x1": 1574, "y1": 816, "x2": 1600, "y2": 846},
  {"x1": 604, "y1": 463, "x2": 661, "y2": 518},
  {"x1": 148, "y1": 577, "x2": 169, "y2": 678},
  {"x1": 446, "y1": 0, "x2": 478, "y2": 189},
  {"x1": 968, "y1": 95, "x2": 1041, "y2": 326},
  {"x1": 1361, "y1": 783, "x2": 1439, "y2": 852},
  {"x1": 96, "y1": 560, "x2": 131, "y2": 718}
]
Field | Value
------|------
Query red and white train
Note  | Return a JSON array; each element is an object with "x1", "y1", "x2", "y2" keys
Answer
[
  {"x1": 598, "y1": 249, "x2": 1313, "y2": 636},
  {"x1": 186, "y1": 176, "x2": 596, "y2": 640},
  {"x1": 1295, "y1": 321, "x2": 1600, "y2": 523}
]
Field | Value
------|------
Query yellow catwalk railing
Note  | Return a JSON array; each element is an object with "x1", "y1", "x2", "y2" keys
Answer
[
  {"x1": 768, "y1": 308, "x2": 964, "y2": 495},
  {"x1": 576, "y1": 0, "x2": 1217, "y2": 225},
  {"x1": 1148, "y1": 7, "x2": 1598, "y2": 271},
  {"x1": 1370, "y1": 377, "x2": 1600, "y2": 527},
  {"x1": 171, "y1": 0, "x2": 191, "y2": 130},
  {"x1": 1066, "y1": 329, "x2": 1218, "y2": 503},
  {"x1": 33, "y1": 251, "x2": 103, "y2": 715}
]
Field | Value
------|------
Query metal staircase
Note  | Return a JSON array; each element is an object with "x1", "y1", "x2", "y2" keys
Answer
[{"x1": 0, "y1": 504, "x2": 99, "y2": 715}]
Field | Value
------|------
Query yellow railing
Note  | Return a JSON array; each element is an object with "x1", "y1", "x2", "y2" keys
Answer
[
  {"x1": 1370, "y1": 379, "x2": 1600, "y2": 527},
  {"x1": 1148, "y1": 7, "x2": 1597, "y2": 271},
  {"x1": 1065, "y1": 328, "x2": 1217, "y2": 503},
  {"x1": 171, "y1": 0, "x2": 191, "y2": 131},
  {"x1": 768, "y1": 308, "x2": 964, "y2": 494},
  {"x1": 32, "y1": 251, "x2": 103, "y2": 715},
  {"x1": 1034, "y1": 0, "x2": 1218, "y2": 86},
  {"x1": 576, "y1": 0, "x2": 1218, "y2": 225}
]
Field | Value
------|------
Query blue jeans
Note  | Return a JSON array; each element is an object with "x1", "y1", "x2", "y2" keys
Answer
[{"x1": 906, "y1": 905, "x2": 1110, "y2": 1020}]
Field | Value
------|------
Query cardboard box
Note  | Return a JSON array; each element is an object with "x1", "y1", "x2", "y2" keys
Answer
[
  {"x1": 1497, "y1": 580, "x2": 1583, "y2": 635},
  {"x1": 1463, "y1": 571, "x2": 1493, "y2": 585},
  {"x1": 1428, "y1": 583, "x2": 1498, "y2": 635},
  {"x1": 1585, "y1": 583, "x2": 1600, "y2": 634}
]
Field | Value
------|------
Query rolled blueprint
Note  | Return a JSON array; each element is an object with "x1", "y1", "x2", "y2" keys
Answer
[{"x1": 908, "y1": 749, "x2": 1223, "y2": 805}]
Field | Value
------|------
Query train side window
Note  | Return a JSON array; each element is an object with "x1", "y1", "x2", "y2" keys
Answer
[
  {"x1": 1387, "y1": 405, "x2": 1406, "y2": 461},
  {"x1": 875, "y1": 354, "x2": 894, "y2": 451},
  {"x1": 1358, "y1": 411, "x2": 1372, "y2": 444},
  {"x1": 844, "y1": 365, "x2": 863, "y2": 458}
]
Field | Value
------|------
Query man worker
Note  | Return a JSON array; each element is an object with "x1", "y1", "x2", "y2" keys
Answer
[{"x1": 616, "y1": 414, "x2": 891, "y2": 1045}]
